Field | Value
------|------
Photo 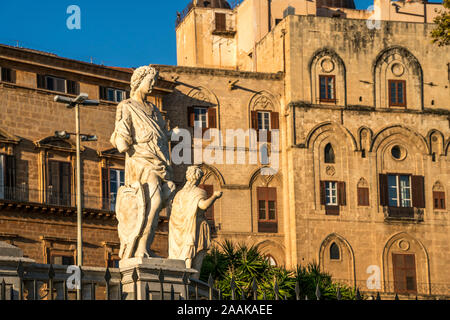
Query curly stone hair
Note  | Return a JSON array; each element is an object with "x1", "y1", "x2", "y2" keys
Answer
[
  {"x1": 130, "y1": 66, "x2": 159, "y2": 95},
  {"x1": 186, "y1": 166, "x2": 204, "y2": 183}
]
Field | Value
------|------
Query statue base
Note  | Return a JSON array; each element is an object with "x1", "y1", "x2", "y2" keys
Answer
[{"x1": 119, "y1": 257, "x2": 198, "y2": 300}]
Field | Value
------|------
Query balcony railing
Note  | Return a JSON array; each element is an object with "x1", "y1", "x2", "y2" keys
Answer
[
  {"x1": 383, "y1": 207, "x2": 424, "y2": 222},
  {"x1": 0, "y1": 185, "x2": 115, "y2": 213}
]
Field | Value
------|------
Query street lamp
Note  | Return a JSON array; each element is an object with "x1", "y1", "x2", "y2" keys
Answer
[{"x1": 54, "y1": 93, "x2": 99, "y2": 300}]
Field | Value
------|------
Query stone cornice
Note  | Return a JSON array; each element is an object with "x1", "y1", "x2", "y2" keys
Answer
[
  {"x1": 0, "y1": 44, "x2": 132, "y2": 84},
  {"x1": 289, "y1": 101, "x2": 450, "y2": 116},
  {"x1": 152, "y1": 64, "x2": 284, "y2": 81}
]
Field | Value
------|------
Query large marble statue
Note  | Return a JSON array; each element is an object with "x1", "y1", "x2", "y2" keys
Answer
[
  {"x1": 111, "y1": 66, "x2": 176, "y2": 260},
  {"x1": 169, "y1": 166, "x2": 223, "y2": 275}
]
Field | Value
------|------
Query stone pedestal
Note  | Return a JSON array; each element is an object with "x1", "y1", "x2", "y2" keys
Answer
[
  {"x1": 119, "y1": 257, "x2": 198, "y2": 300},
  {"x1": 0, "y1": 242, "x2": 35, "y2": 300}
]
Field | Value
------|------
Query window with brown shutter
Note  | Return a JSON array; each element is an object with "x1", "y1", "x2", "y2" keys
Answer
[
  {"x1": 66, "y1": 80, "x2": 80, "y2": 95},
  {"x1": 99, "y1": 86, "x2": 108, "y2": 100},
  {"x1": 320, "y1": 181, "x2": 327, "y2": 205},
  {"x1": 433, "y1": 191, "x2": 446, "y2": 210},
  {"x1": 37, "y1": 74, "x2": 46, "y2": 89},
  {"x1": 0, "y1": 155, "x2": 4, "y2": 200},
  {"x1": 338, "y1": 182, "x2": 346, "y2": 206},
  {"x1": 215, "y1": 13, "x2": 226, "y2": 31},
  {"x1": 357, "y1": 187, "x2": 370, "y2": 206},
  {"x1": 251, "y1": 111, "x2": 258, "y2": 133},
  {"x1": 199, "y1": 184, "x2": 215, "y2": 231},
  {"x1": 107, "y1": 257, "x2": 120, "y2": 269},
  {"x1": 101, "y1": 168, "x2": 110, "y2": 210},
  {"x1": 321, "y1": 181, "x2": 341, "y2": 215},
  {"x1": 1, "y1": 67, "x2": 15, "y2": 83},
  {"x1": 271, "y1": 112, "x2": 279, "y2": 130},
  {"x1": 319, "y1": 75, "x2": 336, "y2": 103},
  {"x1": 208, "y1": 108, "x2": 217, "y2": 129},
  {"x1": 388, "y1": 80, "x2": 407, "y2": 107},
  {"x1": 4, "y1": 155, "x2": 15, "y2": 201},
  {"x1": 379, "y1": 174, "x2": 389, "y2": 207},
  {"x1": 188, "y1": 107, "x2": 195, "y2": 128},
  {"x1": 100, "y1": 87, "x2": 126, "y2": 102},
  {"x1": 257, "y1": 187, "x2": 278, "y2": 233},
  {"x1": 393, "y1": 253, "x2": 417, "y2": 294},
  {"x1": 0, "y1": 155, "x2": 15, "y2": 201},
  {"x1": 251, "y1": 111, "x2": 278, "y2": 143},
  {"x1": 52, "y1": 255, "x2": 75, "y2": 266},
  {"x1": 411, "y1": 175, "x2": 425, "y2": 209},
  {"x1": 382, "y1": 173, "x2": 425, "y2": 219},
  {"x1": 47, "y1": 161, "x2": 72, "y2": 207}
]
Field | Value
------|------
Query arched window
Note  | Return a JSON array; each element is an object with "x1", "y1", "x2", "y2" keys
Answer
[
  {"x1": 433, "y1": 181, "x2": 446, "y2": 210},
  {"x1": 266, "y1": 255, "x2": 277, "y2": 266},
  {"x1": 325, "y1": 143, "x2": 335, "y2": 164},
  {"x1": 330, "y1": 242, "x2": 340, "y2": 260}
]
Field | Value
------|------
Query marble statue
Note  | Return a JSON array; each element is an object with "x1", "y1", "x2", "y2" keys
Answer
[
  {"x1": 168, "y1": 166, "x2": 223, "y2": 275},
  {"x1": 111, "y1": 66, "x2": 177, "y2": 260}
]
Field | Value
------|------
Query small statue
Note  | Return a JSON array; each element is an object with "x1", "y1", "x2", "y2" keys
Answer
[
  {"x1": 168, "y1": 166, "x2": 223, "y2": 276},
  {"x1": 111, "y1": 66, "x2": 177, "y2": 260}
]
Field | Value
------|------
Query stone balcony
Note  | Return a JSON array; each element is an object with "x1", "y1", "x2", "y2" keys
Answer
[{"x1": 383, "y1": 207, "x2": 424, "y2": 223}]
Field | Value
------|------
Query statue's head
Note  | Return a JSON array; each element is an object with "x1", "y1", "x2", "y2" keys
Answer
[
  {"x1": 130, "y1": 66, "x2": 159, "y2": 97},
  {"x1": 186, "y1": 166, "x2": 204, "y2": 186}
]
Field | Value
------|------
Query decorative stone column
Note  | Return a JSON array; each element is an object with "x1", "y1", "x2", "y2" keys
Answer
[{"x1": 119, "y1": 258, "x2": 198, "y2": 300}]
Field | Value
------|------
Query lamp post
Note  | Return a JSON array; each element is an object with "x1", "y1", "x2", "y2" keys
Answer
[{"x1": 54, "y1": 93, "x2": 99, "y2": 300}]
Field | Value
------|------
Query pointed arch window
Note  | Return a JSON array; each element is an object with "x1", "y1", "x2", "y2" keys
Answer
[
  {"x1": 433, "y1": 182, "x2": 446, "y2": 210},
  {"x1": 266, "y1": 255, "x2": 277, "y2": 266},
  {"x1": 325, "y1": 143, "x2": 335, "y2": 164},
  {"x1": 330, "y1": 242, "x2": 340, "y2": 260}
]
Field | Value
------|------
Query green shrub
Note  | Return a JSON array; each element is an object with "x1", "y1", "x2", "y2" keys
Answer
[{"x1": 200, "y1": 240, "x2": 361, "y2": 300}]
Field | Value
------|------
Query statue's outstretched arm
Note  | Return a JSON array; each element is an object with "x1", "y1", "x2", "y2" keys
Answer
[{"x1": 198, "y1": 191, "x2": 223, "y2": 211}]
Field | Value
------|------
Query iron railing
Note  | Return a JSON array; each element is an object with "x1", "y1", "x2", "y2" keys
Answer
[
  {"x1": 2, "y1": 262, "x2": 448, "y2": 300},
  {"x1": 0, "y1": 185, "x2": 115, "y2": 213},
  {"x1": 332, "y1": 278, "x2": 450, "y2": 300},
  {"x1": 0, "y1": 262, "x2": 213, "y2": 301}
]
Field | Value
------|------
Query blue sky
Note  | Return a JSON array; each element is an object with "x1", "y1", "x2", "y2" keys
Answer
[{"x1": 0, "y1": 0, "x2": 377, "y2": 68}]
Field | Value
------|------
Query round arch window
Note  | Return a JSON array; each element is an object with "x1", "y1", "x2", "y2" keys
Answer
[{"x1": 391, "y1": 145, "x2": 407, "y2": 161}]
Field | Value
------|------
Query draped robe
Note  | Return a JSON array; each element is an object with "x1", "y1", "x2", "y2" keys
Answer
[
  {"x1": 111, "y1": 98, "x2": 173, "y2": 185},
  {"x1": 110, "y1": 98, "x2": 173, "y2": 258},
  {"x1": 168, "y1": 185, "x2": 211, "y2": 268}
]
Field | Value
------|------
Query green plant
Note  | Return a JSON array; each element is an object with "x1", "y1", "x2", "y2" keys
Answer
[
  {"x1": 200, "y1": 241, "x2": 362, "y2": 300},
  {"x1": 431, "y1": 0, "x2": 450, "y2": 46}
]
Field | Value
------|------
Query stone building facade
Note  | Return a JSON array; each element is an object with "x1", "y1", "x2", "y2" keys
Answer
[
  {"x1": 0, "y1": 44, "x2": 173, "y2": 267},
  {"x1": 171, "y1": 0, "x2": 450, "y2": 299},
  {"x1": 0, "y1": 0, "x2": 449, "y2": 299}
]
